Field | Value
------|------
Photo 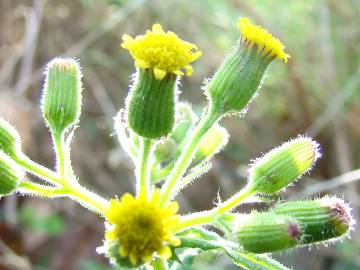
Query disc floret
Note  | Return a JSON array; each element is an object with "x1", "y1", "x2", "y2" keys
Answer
[
  {"x1": 121, "y1": 23, "x2": 202, "y2": 80},
  {"x1": 105, "y1": 190, "x2": 181, "y2": 265},
  {"x1": 237, "y1": 18, "x2": 290, "y2": 63}
]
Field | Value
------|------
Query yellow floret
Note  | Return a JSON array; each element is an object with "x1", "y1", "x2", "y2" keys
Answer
[
  {"x1": 237, "y1": 18, "x2": 290, "y2": 63},
  {"x1": 121, "y1": 23, "x2": 202, "y2": 80},
  {"x1": 105, "y1": 189, "x2": 181, "y2": 265}
]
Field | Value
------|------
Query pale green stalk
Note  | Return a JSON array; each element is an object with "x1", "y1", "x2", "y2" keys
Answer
[
  {"x1": 174, "y1": 186, "x2": 254, "y2": 231},
  {"x1": 137, "y1": 138, "x2": 153, "y2": 198},
  {"x1": 160, "y1": 108, "x2": 220, "y2": 205}
]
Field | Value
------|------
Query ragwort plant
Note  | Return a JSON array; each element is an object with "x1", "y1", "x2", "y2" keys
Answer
[{"x1": 0, "y1": 18, "x2": 355, "y2": 270}]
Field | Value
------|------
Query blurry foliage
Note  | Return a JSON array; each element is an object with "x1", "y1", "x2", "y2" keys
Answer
[
  {"x1": 18, "y1": 207, "x2": 67, "y2": 236},
  {"x1": 0, "y1": 0, "x2": 359, "y2": 269}
]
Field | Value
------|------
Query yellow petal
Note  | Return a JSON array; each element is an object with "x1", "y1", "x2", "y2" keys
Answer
[
  {"x1": 159, "y1": 246, "x2": 172, "y2": 259},
  {"x1": 184, "y1": 65, "x2": 193, "y2": 76},
  {"x1": 153, "y1": 68, "x2": 167, "y2": 80},
  {"x1": 152, "y1": 23, "x2": 164, "y2": 33}
]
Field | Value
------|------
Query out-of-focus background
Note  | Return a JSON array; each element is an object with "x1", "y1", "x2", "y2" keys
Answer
[{"x1": 0, "y1": 0, "x2": 359, "y2": 269}]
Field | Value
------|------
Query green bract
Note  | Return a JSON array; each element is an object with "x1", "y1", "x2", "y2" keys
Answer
[
  {"x1": 206, "y1": 43, "x2": 272, "y2": 116},
  {"x1": 234, "y1": 212, "x2": 301, "y2": 253},
  {"x1": 127, "y1": 69, "x2": 177, "y2": 139},
  {"x1": 0, "y1": 118, "x2": 22, "y2": 159},
  {"x1": 0, "y1": 151, "x2": 24, "y2": 196},
  {"x1": 273, "y1": 198, "x2": 354, "y2": 244}
]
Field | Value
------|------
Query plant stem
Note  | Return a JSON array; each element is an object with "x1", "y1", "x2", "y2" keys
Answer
[
  {"x1": 19, "y1": 181, "x2": 65, "y2": 197},
  {"x1": 174, "y1": 186, "x2": 254, "y2": 231},
  {"x1": 160, "y1": 108, "x2": 220, "y2": 205},
  {"x1": 174, "y1": 210, "x2": 217, "y2": 231},
  {"x1": 65, "y1": 183, "x2": 109, "y2": 215},
  {"x1": 53, "y1": 132, "x2": 66, "y2": 178},
  {"x1": 15, "y1": 153, "x2": 62, "y2": 185},
  {"x1": 215, "y1": 185, "x2": 254, "y2": 214},
  {"x1": 137, "y1": 137, "x2": 153, "y2": 199}
]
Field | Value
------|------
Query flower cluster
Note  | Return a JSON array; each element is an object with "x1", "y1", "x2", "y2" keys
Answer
[{"x1": 0, "y1": 17, "x2": 355, "y2": 270}]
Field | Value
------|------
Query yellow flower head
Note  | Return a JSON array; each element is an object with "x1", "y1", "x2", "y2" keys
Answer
[
  {"x1": 237, "y1": 18, "x2": 290, "y2": 63},
  {"x1": 105, "y1": 190, "x2": 181, "y2": 265},
  {"x1": 121, "y1": 23, "x2": 202, "y2": 80}
]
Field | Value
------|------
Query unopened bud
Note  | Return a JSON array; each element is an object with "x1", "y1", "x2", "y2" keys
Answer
[
  {"x1": 273, "y1": 197, "x2": 354, "y2": 245},
  {"x1": 0, "y1": 151, "x2": 24, "y2": 196},
  {"x1": 0, "y1": 118, "x2": 22, "y2": 159},
  {"x1": 248, "y1": 136, "x2": 320, "y2": 194},
  {"x1": 234, "y1": 212, "x2": 301, "y2": 253},
  {"x1": 193, "y1": 124, "x2": 229, "y2": 164},
  {"x1": 171, "y1": 103, "x2": 198, "y2": 144},
  {"x1": 42, "y1": 57, "x2": 82, "y2": 135}
]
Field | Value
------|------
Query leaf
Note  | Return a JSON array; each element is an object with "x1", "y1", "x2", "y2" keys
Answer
[
  {"x1": 169, "y1": 249, "x2": 200, "y2": 270},
  {"x1": 176, "y1": 227, "x2": 291, "y2": 270},
  {"x1": 224, "y1": 249, "x2": 292, "y2": 270}
]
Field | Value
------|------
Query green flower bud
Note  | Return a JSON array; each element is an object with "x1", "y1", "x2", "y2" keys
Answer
[
  {"x1": 0, "y1": 118, "x2": 22, "y2": 159},
  {"x1": 127, "y1": 69, "x2": 177, "y2": 139},
  {"x1": 234, "y1": 212, "x2": 301, "y2": 253},
  {"x1": 273, "y1": 197, "x2": 354, "y2": 245},
  {"x1": 154, "y1": 138, "x2": 177, "y2": 163},
  {"x1": 248, "y1": 136, "x2": 320, "y2": 194},
  {"x1": 42, "y1": 57, "x2": 82, "y2": 135},
  {"x1": 0, "y1": 151, "x2": 24, "y2": 196},
  {"x1": 193, "y1": 124, "x2": 229, "y2": 164},
  {"x1": 206, "y1": 18, "x2": 289, "y2": 116},
  {"x1": 170, "y1": 103, "x2": 198, "y2": 144}
]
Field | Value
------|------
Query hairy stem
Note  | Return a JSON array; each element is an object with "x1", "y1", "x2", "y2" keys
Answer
[
  {"x1": 160, "y1": 108, "x2": 220, "y2": 205},
  {"x1": 53, "y1": 132, "x2": 67, "y2": 178},
  {"x1": 137, "y1": 137, "x2": 153, "y2": 199},
  {"x1": 15, "y1": 153, "x2": 62, "y2": 185}
]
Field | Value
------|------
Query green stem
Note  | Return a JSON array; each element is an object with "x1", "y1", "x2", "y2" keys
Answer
[
  {"x1": 174, "y1": 186, "x2": 254, "y2": 231},
  {"x1": 174, "y1": 210, "x2": 217, "y2": 231},
  {"x1": 53, "y1": 132, "x2": 66, "y2": 178},
  {"x1": 65, "y1": 183, "x2": 109, "y2": 215},
  {"x1": 215, "y1": 185, "x2": 254, "y2": 214},
  {"x1": 137, "y1": 137, "x2": 153, "y2": 199},
  {"x1": 19, "y1": 181, "x2": 65, "y2": 197},
  {"x1": 160, "y1": 108, "x2": 220, "y2": 205},
  {"x1": 151, "y1": 161, "x2": 175, "y2": 183},
  {"x1": 15, "y1": 154, "x2": 62, "y2": 185}
]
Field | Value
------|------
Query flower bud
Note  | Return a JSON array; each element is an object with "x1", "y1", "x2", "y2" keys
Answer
[
  {"x1": 42, "y1": 57, "x2": 82, "y2": 135},
  {"x1": 154, "y1": 138, "x2": 177, "y2": 162},
  {"x1": 170, "y1": 103, "x2": 198, "y2": 144},
  {"x1": 127, "y1": 69, "x2": 178, "y2": 139},
  {"x1": 273, "y1": 197, "x2": 354, "y2": 245},
  {"x1": 206, "y1": 18, "x2": 290, "y2": 116},
  {"x1": 0, "y1": 118, "x2": 22, "y2": 159},
  {"x1": 0, "y1": 151, "x2": 24, "y2": 196},
  {"x1": 248, "y1": 136, "x2": 320, "y2": 194},
  {"x1": 193, "y1": 124, "x2": 229, "y2": 164},
  {"x1": 234, "y1": 212, "x2": 301, "y2": 253},
  {"x1": 122, "y1": 24, "x2": 201, "y2": 139}
]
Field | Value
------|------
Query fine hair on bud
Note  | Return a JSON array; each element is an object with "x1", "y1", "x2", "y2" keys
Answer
[
  {"x1": 0, "y1": 118, "x2": 22, "y2": 159},
  {"x1": 248, "y1": 136, "x2": 321, "y2": 194},
  {"x1": 42, "y1": 57, "x2": 83, "y2": 135},
  {"x1": 234, "y1": 212, "x2": 302, "y2": 253},
  {"x1": 272, "y1": 197, "x2": 355, "y2": 245},
  {"x1": 0, "y1": 151, "x2": 24, "y2": 196},
  {"x1": 126, "y1": 69, "x2": 179, "y2": 139}
]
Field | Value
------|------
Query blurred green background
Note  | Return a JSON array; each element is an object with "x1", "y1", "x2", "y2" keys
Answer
[{"x1": 0, "y1": 0, "x2": 360, "y2": 269}]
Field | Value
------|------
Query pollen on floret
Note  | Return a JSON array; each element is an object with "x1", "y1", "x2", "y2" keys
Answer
[
  {"x1": 104, "y1": 189, "x2": 181, "y2": 265},
  {"x1": 237, "y1": 18, "x2": 290, "y2": 63},
  {"x1": 121, "y1": 23, "x2": 202, "y2": 80}
]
